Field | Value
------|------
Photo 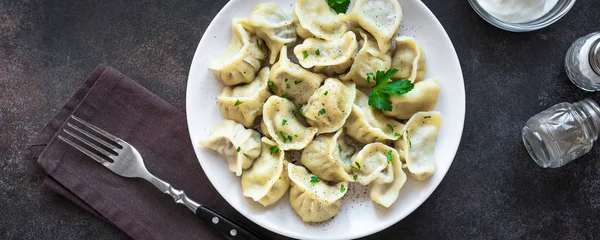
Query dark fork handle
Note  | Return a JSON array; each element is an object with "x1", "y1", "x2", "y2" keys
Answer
[{"x1": 196, "y1": 205, "x2": 263, "y2": 240}]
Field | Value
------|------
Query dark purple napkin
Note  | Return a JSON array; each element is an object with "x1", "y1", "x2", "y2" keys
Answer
[{"x1": 27, "y1": 65, "x2": 285, "y2": 240}]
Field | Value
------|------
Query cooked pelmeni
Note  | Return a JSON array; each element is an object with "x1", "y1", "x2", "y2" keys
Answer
[
  {"x1": 269, "y1": 47, "x2": 326, "y2": 105},
  {"x1": 382, "y1": 78, "x2": 440, "y2": 120},
  {"x1": 340, "y1": 30, "x2": 392, "y2": 87},
  {"x1": 343, "y1": 0, "x2": 403, "y2": 53},
  {"x1": 301, "y1": 129, "x2": 355, "y2": 182},
  {"x1": 262, "y1": 96, "x2": 318, "y2": 150},
  {"x1": 395, "y1": 111, "x2": 441, "y2": 180},
  {"x1": 351, "y1": 143, "x2": 395, "y2": 185},
  {"x1": 288, "y1": 163, "x2": 348, "y2": 223},
  {"x1": 302, "y1": 78, "x2": 356, "y2": 134},
  {"x1": 199, "y1": 120, "x2": 261, "y2": 176},
  {"x1": 241, "y1": 137, "x2": 290, "y2": 207},
  {"x1": 344, "y1": 90, "x2": 404, "y2": 144},
  {"x1": 210, "y1": 19, "x2": 267, "y2": 86},
  {"x1": 369, "y1": 148, "x2": 407, "y2": 208},
  {"x1": 391, "y1": 36, "x2": 427, "y2": 82},
  {"x1": 294, "y1": 31, "x2": 358, "y2": 76},
  {"x1": 240, "y1": 2, "x2": 296, "y2": 64},
  {"x1": 218, "y1": 67, "x2": 271, "y2": 127},
  {"x1": 293, "y1": 0, "x2": 348, "y2": 40}
]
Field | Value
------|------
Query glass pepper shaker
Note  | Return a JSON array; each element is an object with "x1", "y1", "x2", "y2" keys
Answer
[
  {"x1": 565, "y1": 32, "x2": 600, "y2": 91},
  {"x1": 522, "y1": 98, "x2": 600, "y2": 168}
]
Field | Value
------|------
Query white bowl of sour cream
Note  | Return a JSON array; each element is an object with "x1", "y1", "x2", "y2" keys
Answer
[{"x1": 468, "y1": 0, "x2": 576, "y2": 32}]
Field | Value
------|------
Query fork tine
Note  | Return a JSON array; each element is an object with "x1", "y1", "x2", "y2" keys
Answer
[
  {"x1": 67, "y1": 123, "x2": 119, "y2": 151},
  {"x1": 58, "y1": 135, "x2": 111, "y2": 166},
  {"x1": 71, "y1": 116, "x2": 123, "y2": 144},
  {"x1": 63, "y1": 128, "x2": 117, "y2": 160}
]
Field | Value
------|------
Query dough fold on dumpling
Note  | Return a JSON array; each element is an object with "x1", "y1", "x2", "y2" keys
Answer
[
  {"x1": 340, "y1": 29, "x2": 392, "y2": 87},
  {"x1": 218, "y1": 67, "x2": 272, "y2": 127},
  {"x1": 262, "y1": 96, "x2": 318, "y2": 150},
  {"x1": 210, "y1": 18, "x2": 267, "y2": 86},
  {"x1": 343, "y1": 0, "x2": 403, "y2": 53},
  {"x1": 394, "y1": 111, "x2": 441, "y2": 180},
  {"x1": 302, "y1": 78, "x2": 356, "y2": 134},
  {"x1": 293, "y1": 0, "x2": 348, "y2": 40},
  {"x1": 391, "y1": 36, "x2": 427, "y2": 82},
  {"x1": 288, "y1": 163, "x2": 348, "y2": 223},
  {"x1": 351, "y1": 143, "x2": 395, "y2": 185},
  {"x1": 382, "y1": 78, "x2": 440, "y2": 120},
  {"x1": 239, "y1": 2, "x2": 297, "y2": 64},
  {"x1": 294, "y1": 31, "x2": 358, "y2": 76},
  {"x1": 199, "y1": 120, "x2": 261, "y2": 176},
  {"x1": 269, "y1": 47, "x2": 326, "y2": 106},
  {"x1": 369, "y1": 147, "x2": 407, "y2": 208},
  {"x1": 241, "y1": 137, "x2": 290, "y2": 207},
  {"x1": 344, "y1": 90, "x2": 404, "y2": 144},
  {"x1": 301, "y1": 129, "x2": 355, "y2": 182}
]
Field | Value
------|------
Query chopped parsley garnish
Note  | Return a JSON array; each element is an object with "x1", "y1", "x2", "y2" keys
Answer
[
  {"x1": 340, "y1": 184, "x2": 346, "y2": 193},
  {"x1": 367, "y1": 69, "x2": 414, "y2": 111},
  {"x1": 387, "y1": 124, "x2": 394, "y2": 132},
  {"x1": 284, "y1": 78, "x2": 289, "y2": 82},
  {"x1": 294, "y1": 80, "x2": 302, "y2": 85},
  {"x1": 310, "y1": 176, "x2": 320, "y2": 183},
  {"x1": 387, "y1": 150, "x2": 392, "y2": 163},
  {"x1": 353, "y1": 162, "x2": 361, "y2": 170},
  {"x1": 302, "y1": 50, "x2": 309, "y2": 59},
  {"x1": 318, "y1": 108, "x2": 326, "y2": 115},
  {"x1": 327, "y1": 0, "x2": 350, "y2": 14},
  {"x1": 338, "y1": 144, "x2": 342, "y2": 153},
  {"x1": 424, "y1": 116, "x2": 432, "y2": 119},
  {"x1": 324, "y1": 91, "x2": 328, "y2": 96},
  {"x1": 256, "y1": 39, "x2": 262, "y2": 50},
  {"x1": 294, "y1": 134, "x2": 298, "y2": 137},
  {"x1": 394, "y1": 132, "x2": 402, "y2": 137},
  {"x1": 280, "y1": 131, "x2": 293, "y2": 142},
  {"x1": 282, "y1": 119, "x2": 288, "y2": 126},
  {"x1": 234, "y1": 99, "x2": 244, "y2": 106},
  {"x1": 270, "y1": 145, "x2": 279, "y2": 154},
  {"x1": 287, "y1": 135, "x2": 293, "y2": 141},
  {"x1": 286, "y1": 83, "x2": 291, "y2": 89},
  {"x1": 282, "y1": 93, "x2": 293, "y2": 101},
  {"x1": 236, "y1": 146, "x2": 241, "y2": 152},
  {"x1": 298, "y1": 107, "x2": 304, "y2": 116},
  {"x1": 353, "y1": 175, "x2": 358, "y2": 181},
  {"x1": 316, "y1": 49, "x2": 321, "y2": 55},
  {"x1": 268, "y1": 81, "x2": 277, "y2": 92}
]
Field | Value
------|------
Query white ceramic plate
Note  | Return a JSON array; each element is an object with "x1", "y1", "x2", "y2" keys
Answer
[{"x1": 186, "y1": 0, "x2": 465, "y2": 239}]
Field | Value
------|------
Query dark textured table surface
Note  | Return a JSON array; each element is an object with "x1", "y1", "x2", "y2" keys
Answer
[{"x1": 2, "y1": 0, "x2": 600, "y2": 239}]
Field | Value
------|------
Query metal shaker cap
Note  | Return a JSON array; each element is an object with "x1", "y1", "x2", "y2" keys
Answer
[{"x1": 590, "y1": 38, "x2": 600, "y2": 76}]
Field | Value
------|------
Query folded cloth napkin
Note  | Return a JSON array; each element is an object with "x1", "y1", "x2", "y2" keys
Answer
[{"x1": 27, "y1": 64, "x2": 287, "y2": 240}]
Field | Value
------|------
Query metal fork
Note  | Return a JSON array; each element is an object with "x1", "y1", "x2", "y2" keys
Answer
[{"x1": 58, "y1": 116, "x2": 261, "y2": 240}]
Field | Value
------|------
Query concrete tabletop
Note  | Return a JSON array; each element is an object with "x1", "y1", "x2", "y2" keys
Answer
[{"x1": 2, "y1": 0, "x2": 600, "y2": 239}]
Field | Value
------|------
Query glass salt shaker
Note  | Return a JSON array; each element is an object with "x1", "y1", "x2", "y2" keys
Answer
[
  {"x1": 565, "y1": 32, "x2": 600, "y2": 91},
  {"x1": 522, "y1": 98, "x2": 600, "y2": 168}
]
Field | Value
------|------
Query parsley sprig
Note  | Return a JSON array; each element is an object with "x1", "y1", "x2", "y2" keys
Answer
[
  {"x1": 366, "y1": 69, "x2": 414, "y2": 111},
  {"x1": 327, "y1": 0, "x2": 350, "y2": 14}
]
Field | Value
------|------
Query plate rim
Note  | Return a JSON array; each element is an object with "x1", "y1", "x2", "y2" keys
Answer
[{"x1": 186, "y1": 0, "x2": 466, "y2": 239}]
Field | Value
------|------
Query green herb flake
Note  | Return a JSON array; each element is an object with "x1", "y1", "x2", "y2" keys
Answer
[
  {"x1": 327, "y1": 0, "x2": 350, "y2": 14},
  {"x1": 318, "y1": 108, "x2": 326, "y2": 116},
  {"x1": 287, "y1": 135, "x2": 293, "y2": 141},
  {"x1": 353, "y1": 175, "x2": 358, "y2": 181},
  {"x1": 387, "y1": 124, "x2": 394, "y2": 132},
  {"x1": 256, "y1": 39, "x2": 262, "y2": 50},
  {"x1": 310, "y1": 176, "x2": 320, "y2": 183},
  {"x1": 236, "y1": 146, "x2": 241, "y2": 152},
  {"x1": 270, "y1": 145, "x2": 279, "y2": 155},
  {"x1": 294, "y1": 80, "x2": 302, "y2": 85},
  {"x1": 286, "y1": 83, "x2": 290, "y2": 89},
  {"x1": 324, "y1": 91, "x2": 328, "y2": 96},
  {"x1": 282, "y1": 119, "x2": 288, "y2": 126},
  {"x1": 353, "y1": 162, "x2": 361, "y2": 170},
  {"x1": 424, "y1": 116, "x2": 432, "y2": 119},
  {"x1": 268, "y1": 81, "x2": 277, "y2": 92},
  {"x1": 387, "y1": 150, "x2": 392, "y2": 163},
  {"x1": 298, "y1": 107, "x2": 304, "y2": 116},
  {"x1": 394, "y1": 132, "x2": 402, "y2": 137},
  {"x1": 284, "y1": 78, "x2": 289, "y2": 82},
  {"x1": 340, "y1": 184, "x2": 346, "y2": 193},
  {"x1": 316, "y1": 49, "x2": 321, "y2": 55},
  {"x1": 302, "y1": 50, "x2": 308, "y2": 59},
  {"x1": 338, "y1": 144, "x2": 342, "y2": 153},
  {"x1": 294, "y1": 134, "x2": 298, "y2": 137},
  {"x1": 367, "y1": 69, "x2": 415, "y2": 111},
  {"x1": 282, "y1": 93, "x2": 293, "y2": 101},
  {"x1": 234, "y1": 99, "x2": 244, "y2": 106}
]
